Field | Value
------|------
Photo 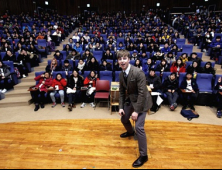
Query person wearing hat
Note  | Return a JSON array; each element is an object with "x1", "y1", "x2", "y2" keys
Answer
[
  {"x1": 62, "y1": 60, "x2": 74, "y2": 77},
  {"x1": 180, "y1": 72, "x2": 199, "y2": 111},
  {"x1": 66, "y1": 49, "x2": 81, "y2": 61},
  {"x1": 131, "y1": 50, "x2": 139, "y2": 61}
]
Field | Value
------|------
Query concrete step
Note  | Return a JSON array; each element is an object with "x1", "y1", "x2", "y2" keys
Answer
[
  {"x1": 14, "y1": 81, "x2": 35, "y2": 90},
  {"x1": 0, "y1": 95, "x2": 31, "y2": 108},
  {"x1": 5, "y1": 89, "x2": 30, "y2": 98}
]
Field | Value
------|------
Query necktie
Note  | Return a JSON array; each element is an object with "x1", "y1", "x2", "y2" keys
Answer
[{"x1": 123, "y1": 71, "x2": 128, "y2": 86}]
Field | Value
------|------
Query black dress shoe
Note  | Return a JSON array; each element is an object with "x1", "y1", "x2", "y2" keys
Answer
[
  {"x1": 120, "y1": 132, "x2": 135, "y2": 138},
  {"x1": 133, "y1": 155, "x2": 148, "y2": 168},
  {"x1": 40, "y1": 104, "x2": 45, "y2": 109},
  {"x1": 34, "y1": 105, "x2": 40, "y2": 112}
]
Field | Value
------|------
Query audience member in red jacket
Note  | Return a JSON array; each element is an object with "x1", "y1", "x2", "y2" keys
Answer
[
  {"x1": 50, "y1": 73, "x2": 67, "y2": 108},
  {"x1": 81, "y1": 71, "x2": 99, "y2": 108},
  {"x1": 170, "y1": 59, "x2": 186, "y2": 77},
  {"x1": 31, "y1": 72, "x2": 53, "y2": 112}
]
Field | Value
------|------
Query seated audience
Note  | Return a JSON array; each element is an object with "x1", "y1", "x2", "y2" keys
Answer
[
  {"x1": 76, "y1": 59, "x2": 87, "y2": 74},
  {"x1": 146, "y1": 69, "x2": 162, "y2": 113},
  {"x1": 66, "y1": 49, "x2": 81, "y2": 61},
  {"x1": 31, "y1": 72, "x2": 53, "y2": 111},
  {"x1": 81, "y1": 71, "x2": 99, "y2": 108},
  {"x1": 50, "y1": 73, "x2": 67, "y2": 108},
  {"x1": 170, "y1": 59, "x2": 186, "y2": 77},
  {"x1": 186, "y1": 61, "x2": 203, "y2": 79},
  {"x1": 100, "y1": 60, "x2": 112, "y2": 71},
  {"x1": 67, "y1": 70, "x2": 84, "y2": 111},
  {"x1": 162, "y1": 72, "x2": 179, "y2": 111},
  {"x1": 62, "y1": 60, "x2": 74, "y2": 77},
  {"x1": 0, "y1": 61, "x2": 12, "y2": 93},
  {"x1": 45, "y1": 58, "x2": 60, "y2": 75},
  {"x1": 155, "y1": 59, "x2": 170, "y2": 76},
  {"x1": 202, "y1": 62, "x2": 215, "y2": 76},
  {"x1": 180, "y1": 72, "x2": 199, "y2": 111}
]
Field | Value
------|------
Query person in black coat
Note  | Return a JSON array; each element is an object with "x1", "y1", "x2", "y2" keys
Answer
[
  {"x1": 86, "y1": 57, "x2": 99, "y2": 72},
  {"x1": 0, "y1": 61, "x2": 13, "y2": 93},
  {"x1": 67, "y1": 70, "x2": 84, "y2": 111},
  {"x1": 162, "y1": 72, "x2": 179, "y2": 111},
  {"x1": 155, "y1": 59, "x2": 170, "y2": 76},
  {"x1": 100, "y1": 60, "x2": 112, "y2": 71},
  {"x1": 17, "y1": 49, "x2": 31, "y2": 77},
  {"x1": 202, "y1": 62, "x2": 215, "y2": 76},
  {"x1": 214, "y1": 77, "x2": 222, "y2": 118},
  {"x1": 102, "y1": 49, "x2": 114, "y2": 61},
  {"x1": 61, "y1": 60, "x2": 74, "y2": 77},
  {"x1": 180, "y1": 72, "x2": 199, "y2": 111},
  {"x1": 54, "y1": 50, "x2": 63, "y2": 62},
  {"x1": 188, "y1": 53, "x2": 202, "y2": 65},
  {"x1": 146, "y1": 69, "x2": 162, "y2": 112},
  {"x1": 186, "y1": 61, "x2": 203, "y2": 79}
]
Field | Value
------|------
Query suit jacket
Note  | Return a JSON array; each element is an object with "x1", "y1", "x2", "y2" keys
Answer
[{"x1": 119, "y1": 65, "x2": 153, "y2": 113}]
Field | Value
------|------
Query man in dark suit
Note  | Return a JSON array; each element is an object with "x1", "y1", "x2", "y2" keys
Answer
[{"x1": 117, "y1": 50, "x2": 153, "y2": 168}]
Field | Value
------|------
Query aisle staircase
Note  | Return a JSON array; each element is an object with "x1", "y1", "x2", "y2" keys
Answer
[{"x1": 0, "y1": 30, "x2": 76, "y2": 108}]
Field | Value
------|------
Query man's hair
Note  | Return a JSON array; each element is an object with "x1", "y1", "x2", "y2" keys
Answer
[{"x1": 117, "y1": 50, "x2": 130, "y2": 59}]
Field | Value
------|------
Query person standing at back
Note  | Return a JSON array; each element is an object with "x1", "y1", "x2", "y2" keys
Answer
[{"x1": 117, "y1": 50, "x2": 153, "y2": 168}]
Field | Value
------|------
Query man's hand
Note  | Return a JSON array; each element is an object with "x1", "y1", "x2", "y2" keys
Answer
[
  {"x1": 119, "y1": 109, "x2": 125, "y2": 116},
  {"x1": 131, "y1": 112, "x2": 138, "y2": 121}
]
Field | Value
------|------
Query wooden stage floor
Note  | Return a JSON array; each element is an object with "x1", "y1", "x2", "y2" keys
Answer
[{"x1": 0, "y1": 119, "x2": 222, "y2": 169}]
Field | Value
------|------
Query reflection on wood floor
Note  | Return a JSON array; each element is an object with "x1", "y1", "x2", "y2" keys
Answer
[{"x1": 0, "y1": 119, "x2": 222, "y2": 169}]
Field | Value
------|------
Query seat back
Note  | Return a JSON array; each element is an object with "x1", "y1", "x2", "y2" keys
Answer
[
  {"x1": 201, "y1": 61, "x2": 215, "y2": 68},
  {"x1": 1, "y1": 52, "x2": 6, "y2": 60},
  {"x1": 196, "y1": 73, "x2": 213, "y2": 93},
  {"x1": 185, "y1": 61, "x2": 193, "y2": 69},
  {"x1": 99, "y1": 71, "x2": 113, "y2": 84},
  {"x1": 2, "y1": 61, "x2": 14, "y2": 73},
  {"x1": 176, "y1": 38, "x2": 186, "y2": 45},
  {"x1": 182, "y1": 45, "x2": 193, "y2": 53},
  {"x1": 179, "y1": 73, "x2": 187, "y2": 87},
  {"x1": 96, "y1": 80, "x2": 110, "y2": 92},
  {"x1": 115, "y1": 71, "x2": 122, "y2": 82},
  {"x1": 93, "y1": 51, "x2": 103, "y2": 62},
  {"x1": 37, "y1": 39, "x2": 47, "y2": 47},
  {"x1": 162, "y1": 72, "x2": 172, "y2": 83}
]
